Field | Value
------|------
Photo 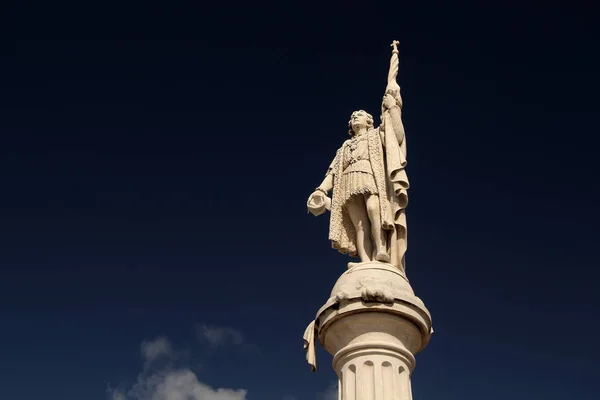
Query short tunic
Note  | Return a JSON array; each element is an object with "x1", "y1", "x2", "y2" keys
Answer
[{"x1": 328, "y1": 133, "x2": 379, "y2": 205}]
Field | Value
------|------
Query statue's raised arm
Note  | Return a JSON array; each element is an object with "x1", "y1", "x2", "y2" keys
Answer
[
  {"x1": 381, "y1": 40, "x2": 406, "y2": 146},
  {"x1": 307, "y1": 40, "x2": 410, "y2": 272}
]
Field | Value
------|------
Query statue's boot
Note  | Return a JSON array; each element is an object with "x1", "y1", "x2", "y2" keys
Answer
[{"x1": 375, "y1": 251, "x2": 391, "y2": 263}]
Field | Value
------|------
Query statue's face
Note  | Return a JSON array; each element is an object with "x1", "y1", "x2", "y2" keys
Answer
[{"x1": 350, "y1": 111, "x2": 369, "y2": 133}]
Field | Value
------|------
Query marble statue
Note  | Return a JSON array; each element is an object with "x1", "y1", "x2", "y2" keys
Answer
[
  {"x1": 307, "y1": 40, "x2": 409, "y2": 271},
  {"x1": 302, "y1": 44, "x2": 433, "y2": 400}
]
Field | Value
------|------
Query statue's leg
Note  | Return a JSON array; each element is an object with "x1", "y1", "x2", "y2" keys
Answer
[
  {"x1": 365, "y1": 194, "x2": 390, "y2": 263},
  {"x1": 346, "y1": 196, "x2": 373, "y2": 263}
]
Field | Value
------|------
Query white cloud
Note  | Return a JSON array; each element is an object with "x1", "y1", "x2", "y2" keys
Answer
[
  {"x1": 318, "y1": 381, "x2": 338, "y2": 400},
  {"x1": 110, "y1": 369, "x2": 247, "y2": 400},
  {"x1": 140, "y1": 337, "x2": 173, "y2": 364},
  {"x1": 111, "y1": 392, "x2": 127, "y2": 400},
  {"x1": 196, "y1": 324, "x2": 245, "y2": 348},
  {"x1": 109, "y1": 336, "x2": 248, "y2": 400}
]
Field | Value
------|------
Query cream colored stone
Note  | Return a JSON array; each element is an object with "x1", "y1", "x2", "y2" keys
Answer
[
  {"x1": 303, "y1": 41, "x2": 433, "y2": 400},
  {"x1": 307, "y1": 40, "x2": 409, "y2": 271},
  {"x1": 306, "y1": 262, "x2": 432, "y2": 400}
]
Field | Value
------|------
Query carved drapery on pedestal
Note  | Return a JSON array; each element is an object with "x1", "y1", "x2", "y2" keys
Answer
[{"x1": 310, "y1": 262, "x2": 432, "y2": 400}]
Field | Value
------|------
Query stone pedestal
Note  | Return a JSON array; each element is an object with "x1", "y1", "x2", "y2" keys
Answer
[{"x1": 315, "y1": 262, "x2": 432, "y2": 400}]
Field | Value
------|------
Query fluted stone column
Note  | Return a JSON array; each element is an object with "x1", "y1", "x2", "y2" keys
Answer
[{"x1": 315, "y1": 262, "x2": 432, "y2": 400}]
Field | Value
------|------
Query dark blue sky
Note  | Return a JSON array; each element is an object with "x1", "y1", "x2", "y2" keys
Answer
[{"x1": 0, "y1": 2, "x2": 598, "y2": 400}]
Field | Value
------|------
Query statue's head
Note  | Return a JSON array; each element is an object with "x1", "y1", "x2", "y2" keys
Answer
[{"x1": 348, "y1": 110, "x2": 374, "y2": 136}]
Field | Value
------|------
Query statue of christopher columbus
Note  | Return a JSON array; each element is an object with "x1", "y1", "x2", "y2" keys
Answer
[{"x1": 307, "y1": 41, "x2": 410, "y2": 272}]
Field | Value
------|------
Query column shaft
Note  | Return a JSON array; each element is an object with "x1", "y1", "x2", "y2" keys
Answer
[{"x1": 335, "y1": 346, "x2": 414, "y2": 400}]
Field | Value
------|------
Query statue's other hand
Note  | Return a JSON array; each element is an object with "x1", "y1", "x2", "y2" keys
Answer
[{"x1": 307, "y1": 191, "x2": 331, "y2": 216}]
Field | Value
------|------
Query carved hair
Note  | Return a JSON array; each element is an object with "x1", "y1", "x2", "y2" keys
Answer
[{"x1": 348, "y1": 110, "x2": 374, "y2": 136}]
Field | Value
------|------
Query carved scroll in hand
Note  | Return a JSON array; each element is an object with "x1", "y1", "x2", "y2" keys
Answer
[{"x1": 307, "y1": 191, "x2": 331, "y2": 216}]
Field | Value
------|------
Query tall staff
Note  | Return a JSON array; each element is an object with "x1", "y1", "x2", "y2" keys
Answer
[
  {"x1": 381, "y1": 40, "x2": 409, "y2": 271},
  {"x1": 388, "y1": 40, "x2": 401, "y2": 94},
  {"x1": 381, "y1": 41, "x2": 402, "y2": 117}
]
